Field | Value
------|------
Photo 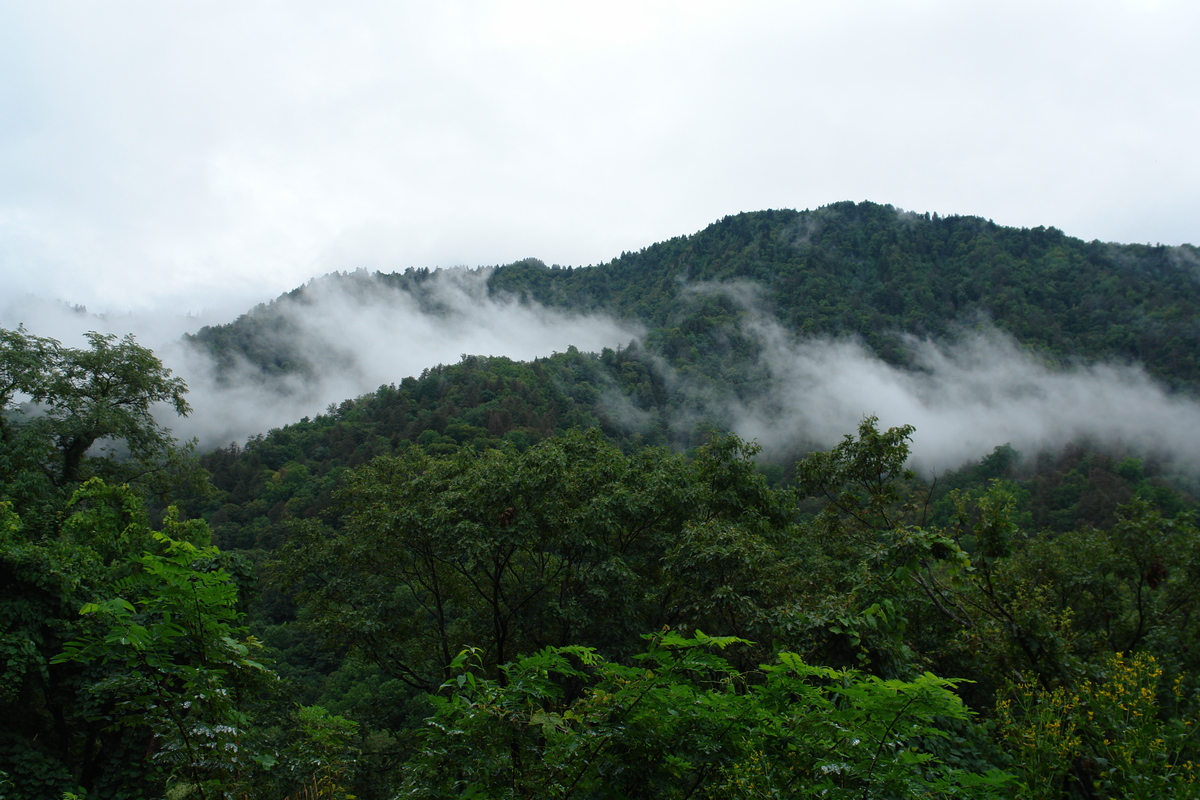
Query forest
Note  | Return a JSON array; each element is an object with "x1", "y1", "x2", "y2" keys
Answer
[
  {"x1": 4, "y1": 203, "x2": 1200, "y2": 799},
  {"x1": 190, "y1": 202, "x2": 1200, "y2": 389}
]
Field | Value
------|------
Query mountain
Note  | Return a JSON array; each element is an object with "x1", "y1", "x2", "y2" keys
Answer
[
  {"x1": 9, "y1": 202, "x2": 1200, "y2": 798},
  {"x1": 189, "y1": 201, "x2": 1200, "y2": 387},
  {"x1": 184, "y1": 200, "x2": 1200, "y2": 559}
]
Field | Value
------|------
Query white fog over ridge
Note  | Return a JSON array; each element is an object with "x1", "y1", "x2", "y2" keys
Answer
[
  {"x1": 726, "y1": 320, "x2": 1200, "y2": 477},
  {"x1": 4, "y1": 269, "x2": 1200, "y2": 477},
  {"x1": 0, "y1": 269, "x2": 645, "y2": 447},
  {"x1": 161, "y1": 269, "x2": 646, "y2": 447}
]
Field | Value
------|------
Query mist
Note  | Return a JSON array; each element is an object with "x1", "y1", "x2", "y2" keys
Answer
[
  {"x1": 723, "y1": 316, "x2": 1200, "y2": 477},
  {"x1": 7, "y1": 269, "x2": 1200, "y2": 479},
  {"x1": 1, "y1": 268, "x2": 643, "y2": 447},
  {"x1": 160, "y1": 269, "x2": 642, "y2": 446}
]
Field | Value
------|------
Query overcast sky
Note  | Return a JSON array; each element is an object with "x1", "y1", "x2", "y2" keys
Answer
[{"x1": 1, "y1": 0, "x2": 1197, "y2": 317}]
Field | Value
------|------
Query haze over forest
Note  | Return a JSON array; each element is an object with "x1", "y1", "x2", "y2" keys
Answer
[
  {"x1": 4, "y1": 201, "x2": 1200, "y2": 481},
  {"x1": 6, "y1": 3, "x2": 1200, "y2": 796},
  {"x1": 9, "y1": 200, "x2": 1200, "y2": 800}
]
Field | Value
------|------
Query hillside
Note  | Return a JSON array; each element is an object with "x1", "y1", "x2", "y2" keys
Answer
[
  {"x1": 184, "y1": 198, "x2": 1200, "y2": 585},
  {"x1": 189, "y1": 201, "x2": 1200, "y2": 387},
  {"x1": 8, "y1": 203, "x2": 1200, "y2": 799}
]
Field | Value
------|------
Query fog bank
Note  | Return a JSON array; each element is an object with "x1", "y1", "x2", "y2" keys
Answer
[
  {"x1": 726, "y1": 317, "x2": 1200, "y2": 476},
  {"x1": 165, "y1": 269, "x2": 642, "y2": 446},
  {"x1": 6, "y1": 273, "x2": 1200, "y2": 477}
]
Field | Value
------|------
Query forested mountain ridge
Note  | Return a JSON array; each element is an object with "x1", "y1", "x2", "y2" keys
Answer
[
  {"x1": 194, "y1": 344, "x2": 1194, "y2": 557},
  {"x1": 182, "y1": 198, "x2": 1200, "y2": 660},
  {"x1": 189, "y1": 200, "x2": 1200, "y2": 386},
  {"x1": 7, "y1": 202, "x2": 1200, "y2": 799}
]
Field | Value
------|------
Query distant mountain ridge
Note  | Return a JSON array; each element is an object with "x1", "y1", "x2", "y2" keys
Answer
[
  {"x1": 185, "y1": 202, "x2": 1200, "y2": 605},
  {"x1": 188, "y1": 201, "x2": 1200, "y2": 388}
]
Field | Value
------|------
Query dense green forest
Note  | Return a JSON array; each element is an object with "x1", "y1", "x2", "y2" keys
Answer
[
  {"x1": 5, "y1": 203, "x2": 1200, "y2": 798},
  {"x1": 189, "y1": 202, "x2": 1200, "y2": 389}
]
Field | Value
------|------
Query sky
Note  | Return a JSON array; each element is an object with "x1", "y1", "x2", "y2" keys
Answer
[{"x1": 1, "y1": 0, "x2": 1198, "y2": 318}]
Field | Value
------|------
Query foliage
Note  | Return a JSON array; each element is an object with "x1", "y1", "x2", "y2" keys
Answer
[
  {"x1": 4, "y1": 480, "x2": 264, "y2": 799},
  {"x1": 789, "y1": 418, "x2": 974, "y2": 673},
  {"x1": 12, "y1": 261, "x2": 1200, "y2": 798},
  {"x1": 277, "y1": 705, "x2": 360, "y2": 800},
  {"x1": 997, "y1": 651, "x2": 1200, "y2": 799},
  {"x1": 2, "y1": 476, "x2": 359, "y2": 799},
  {"x1": 273, "y1": 428, "x2": 791, "y2": 692},
  {"x1": 52, "y1": 492, "x2": 275, "y2": 798},
  {"x1": 1, "y1": 486, "x2": 142, "y2": 800},
  {"x1": 943, "y1": 491, "x2": 1200, "y2": 694},
  {"x1": 399, "y1": 631, "x2": 1014, "y2": 799},
  {"x1": 193, "y1": 349, "x2": 664, "y2": 555},
  {"x1": 995, "y1": 682, "x2": 1083, "y2": 799},
  {"x1": 1, "y1": 326, "x2": 202, "y2": 532}
]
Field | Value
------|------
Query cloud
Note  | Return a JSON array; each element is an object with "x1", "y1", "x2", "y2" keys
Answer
[
  {"x1": 163, "y1": 268, "x2": 644, "y2": 446},
  {"x1": 1, "y1": 267, "x2": 643, "y2": 447},
  {"x1": 7, "y1": 268, "x2": 1200, "y2": 480},
  {"x1": 591, "y1": 280, "x2": 1200, "y2": 475},
  {"x1": 724, "y1": 316, "x2": 1200, "y2": 476}
]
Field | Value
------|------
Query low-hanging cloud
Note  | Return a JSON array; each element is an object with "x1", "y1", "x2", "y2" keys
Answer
[
  {"x1": 726, "y1": 316, "x2": 1200, "y2": 476},
  {"x1": 1, "y1": 268, "x2": 643, "y2": 448},
  {"x1": 164, "y1": 268, "x2": 643, "y2": 446},
  {"x1": 7, "y1": 270, "x2": 1200, "y2": 478}
]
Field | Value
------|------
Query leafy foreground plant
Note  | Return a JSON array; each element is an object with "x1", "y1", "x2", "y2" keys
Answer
[
  {"x1": 997, "y1": 650, "x2": 1200, "y2": 800},
  {"x1": 49, "y1": 491, "x2": 276, "y2": 799},
  {"x1": 16, "y1": 480, "x2": 363, "y2": 800},
  {"x1": 398, "y1": 631, "x2": 1014, "y2": 799}
]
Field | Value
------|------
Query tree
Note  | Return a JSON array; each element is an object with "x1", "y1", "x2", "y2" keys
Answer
[
  {"x1": 42, "y1": 331, "x2": 189, "y2": 486},
  {"x1": 1, "y1": 328, "x2": 198, "y2": 524},
  {"x1": 399, "y1": 631, "x2": 1014, "y2": 799},
  {"x1": 275, "y1": 428, "x2": 797, "y2": 694},
  {"x1": 794, "y1": 415, "x2": 919, "y2": 541},
  {"x1": 789, "y1": 417, "x2": 973, "y2": 674},
  {"x1": 277, "y1": 429, "x2": 697, "y2": 691},
  {"x1": 1, "y1": 480, "x2": 267, "y2": 799},
  {"x1": 3, "y1": 478, "x2": 372, "y2": 800},
  {"x1": 0, "y1": 326, "x2": 58, "y2": 421},
  {"x1": 52, "y1": 490, "x2": 275, "y2": 799}
]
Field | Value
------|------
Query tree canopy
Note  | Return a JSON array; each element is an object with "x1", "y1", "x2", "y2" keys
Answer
[
  {"x1": 8, "y1": 194, "x2": 1200, "y2": 800},
  {"x1": 1, "y1": 327, "x2": 198, "y2": 529}
]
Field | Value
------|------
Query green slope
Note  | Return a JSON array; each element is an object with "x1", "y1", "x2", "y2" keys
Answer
[{"x1": 188, "y1": 200, "x2": 1200, "y2": 386}]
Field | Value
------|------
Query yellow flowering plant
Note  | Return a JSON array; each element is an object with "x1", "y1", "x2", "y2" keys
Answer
[{"x1": 997, "y1": 651, "x2": 1198, "y2": 799}]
